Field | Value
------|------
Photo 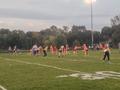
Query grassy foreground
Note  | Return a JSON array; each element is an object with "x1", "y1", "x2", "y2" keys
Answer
[{"x1": 0, "y1": 50, "x2": 120, "y2": 90}]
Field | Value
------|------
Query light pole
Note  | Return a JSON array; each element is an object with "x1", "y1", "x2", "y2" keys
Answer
[{"x1": 91, "y1": 0, "x2": 94, "y2": 48}]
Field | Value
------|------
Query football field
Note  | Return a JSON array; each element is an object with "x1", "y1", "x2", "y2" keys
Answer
[{"x1": 0, "y1": 50, "x2": 120, "y2": 90}]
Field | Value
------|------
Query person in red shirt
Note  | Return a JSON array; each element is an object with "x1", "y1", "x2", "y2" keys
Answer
[
  {"x1": 50, "y1": 45, "x2": 54, "y2": 55},
  {"x1": 53, "y1": 45, "x2": 57, "y2": 55},
  {"x1": 83, "y1": 44, "x2": 88, "y2": 56},
  {"x1": 73, "y1": 45, "x2": 78, "y2": 54}
]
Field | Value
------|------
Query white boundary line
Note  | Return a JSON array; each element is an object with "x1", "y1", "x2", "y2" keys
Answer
[
  {"x1": 0, "y1": 56, "x2": 120, "y2": 72},
  {"x1": 0, "y1": 85, "x2": 7, "y2": 90},
  {"x1": 0, "y1": 57, "x2": 120, "y2": 81},
  {"x1": 4, "y1": 58, "x2": 81, "y2": 73}
]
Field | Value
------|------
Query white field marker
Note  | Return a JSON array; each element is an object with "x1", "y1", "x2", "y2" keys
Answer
[
  {"x1": 0, "y1": 85, "x2": 7, "y2": 90},
  {"x1": 4, "y1": 58, "x2": 81, "y2": 73}
]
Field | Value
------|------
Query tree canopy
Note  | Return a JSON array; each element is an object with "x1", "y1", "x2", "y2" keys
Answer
[{"x1": 0, "y1": 15, "x2": 120, "y2": 49}]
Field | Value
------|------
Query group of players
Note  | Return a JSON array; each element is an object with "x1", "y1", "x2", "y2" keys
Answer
[
  {"x1": 8, "y1": 45, "x2": 17, "y2": 53},
  {"x1": 30, "y1": 43, "x2": 111, "y2": 62},
  {"x1": 7, "y1": 43, "x2": 111, "y2": 62},
  {"x1": 30, "y1": 44, "x2": 88, "y2": 57}
]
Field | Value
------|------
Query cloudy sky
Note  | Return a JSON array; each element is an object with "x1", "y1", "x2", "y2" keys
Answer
[{"x1": 0, "y1": 0, "x2": 120, "y2": 31}]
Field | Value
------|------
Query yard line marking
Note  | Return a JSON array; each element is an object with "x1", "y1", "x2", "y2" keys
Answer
[
  {"x1": 4, "y1": 58, "x2": 81, "y2": 73},
  {"x1": 0, "y1": 57, "x2": 120, "y2": 80},
  {"x1": 0, "y1": 85, "x2": 7, "y2": 90},
  {"x1": 57, "y1": 71, "x2": 120, "y2": 80}
]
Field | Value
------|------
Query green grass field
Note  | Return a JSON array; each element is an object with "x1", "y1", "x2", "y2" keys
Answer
[{"x1": 0, "y1": 50, "x2": 120, "y2": 90}]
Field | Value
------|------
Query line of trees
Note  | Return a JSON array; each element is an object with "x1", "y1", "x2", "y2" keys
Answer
[{"x1": 0, "y1": 16, "x2": 120, "y2": 50}]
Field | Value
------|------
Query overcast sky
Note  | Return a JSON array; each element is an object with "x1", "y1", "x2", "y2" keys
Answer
[{"x1": 0, "y1": 0, "x2": 120, "y2": 31}]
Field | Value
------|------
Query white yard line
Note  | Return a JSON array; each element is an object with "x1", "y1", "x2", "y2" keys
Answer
[
  {"x1": 4, "y1": 58, "x2": 81, "y2": 73},
  {"x1": 0, "y1": 57, "x2": 120, "y2": 80},
  {"x1": 0, "y1": 85, "x2": 7, "y2": 90}
]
